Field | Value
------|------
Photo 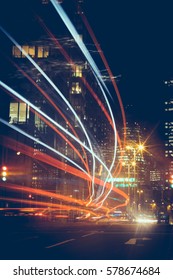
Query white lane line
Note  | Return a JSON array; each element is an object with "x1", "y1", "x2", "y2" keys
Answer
[
  {"x1": 125, "y1": 237, "x2": 152, "y2": 245},
  {"x1": 82, "y1": 231, "x2": 98, "y2": 238},
  {"x1": 46, "y1": 238, "x2": 75, "y2": 249}
]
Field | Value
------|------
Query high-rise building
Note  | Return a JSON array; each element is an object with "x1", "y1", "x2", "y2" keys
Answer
[
  {"x1": 0, "y1": 0, "x2": 118, "y2": 208},
  {"x1": 164, "y1": 79, "x2": 173, "y2": 186}
]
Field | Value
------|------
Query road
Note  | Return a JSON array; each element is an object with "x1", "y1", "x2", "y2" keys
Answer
[{"x1": 0, "y1": 217, "x2": 173, "y2": 260}]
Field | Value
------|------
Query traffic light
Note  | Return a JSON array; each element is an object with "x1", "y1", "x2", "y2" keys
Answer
[
  {"x1": 170, "y1": 175, "x2": 173, "y2": 188},
  {"x1": 1, "y1": 166, "x2": 7, "y2": 181}
]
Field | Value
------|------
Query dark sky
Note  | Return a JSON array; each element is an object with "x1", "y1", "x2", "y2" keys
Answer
[
  {"x1": 84, "y1": 1, "x2": 173, "y2": 124},
  {"x1": 1, "y1": 0, "x2": 173, "y2": 130}
]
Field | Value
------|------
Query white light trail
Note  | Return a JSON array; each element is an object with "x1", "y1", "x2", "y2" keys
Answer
[
  {"x1": 0, "y1": 117, "x2": 91, "y2": 179},
  {"x1": 0, "y1": 26, "x2": 96, "y2": 200},
  {"x1": 50, "y1": 0, "x2": 111, "y2": 98},
  {"x1": 50, "y1": 0, "x2": 117, "y2": 207},
  {"x1": 0, "y1": 81, "x2": 115, "y2": 203}
]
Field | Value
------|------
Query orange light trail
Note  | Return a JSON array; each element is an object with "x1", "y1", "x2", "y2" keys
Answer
[
  {"x1": 80, "y1": 10, "x2": 127, "y2": 147},
  {"x1": 0, "y1": 196, "x2": 99, "y2": 217},
  {"x1": 37, "y1": 15, "x2": 123, "y2": 178},
  {"x1": 11, "y1": 60, "x2": 91, "y2": 175},
  {"x1": 0, "y1": 181, "x2": 85, "y2": 206},
  {"x1": 0, "y1": 136, "x2": 129, "y2": 205}
]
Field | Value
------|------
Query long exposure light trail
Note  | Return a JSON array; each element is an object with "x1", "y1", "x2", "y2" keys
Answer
[
  {"x1": 37, "y1": 16, "x2": 113, "y2": 128},
  {"x1": 0, "y1": 117, "x2": 92, "y2": 183},
  {"x1": 48, "y1": 1, "x2": 118, "y2": 206},
  {"x1": 0, "y1": 196, "x2": 98, "y2": 217},
  {"x1": 0, "y1": 115, "x2": 121, "y2": 207},
  {"x1": 0, "y1": 26, "x2": 96, "y2": 200},
  {"x1": 0, "y1": 3, "x2": 130, "y2": 213},
  {"x1": 37, "y1": 17, "x2": 118, "y2": 202},
  {"x1": 50, "y1": 0, "x2": 114, "y2": 103},
  {"x1": 0, "y1": 81, "x2": 118, "y2": 205},
  {"x1": 12, "y1": 60, "x2": 91, "y2": 177},
  {"x1": 80, "y1": 10, "x2": 127, "y2": 146},
  {"x1": 0, "y1": 136, "x2": 128, "y2": 206},
  {"x1": 0, "y1": 182, "x2": 85, "y2": 207},
  {"x1": 80, "y1": 9, "x2": 126, "y2": 180},
  {"x1": 0, "y1": 182, "x2": 110, "y2": 214},
  {"x1": 80, "y1": 9, "x2": 127, "y2": 180}
]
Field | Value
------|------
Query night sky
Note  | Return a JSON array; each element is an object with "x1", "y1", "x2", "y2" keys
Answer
[
  {"x1": 84, "y1": 1, "x2": 173, "y2": 123},
  {"x1": 1, "y1": 0, "x2": 173, "y2": 132}
]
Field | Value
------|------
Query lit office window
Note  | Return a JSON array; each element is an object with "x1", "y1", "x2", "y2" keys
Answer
[
  {"x1": 12, "y1": 46, "x2": 21, "y2": 58},
  {"x1": 37, "y1": 46, "x2": 49, "y2": 58},
  {"x1": 71, "y1": 82, "x2": 82, "y2": 94},
  {"x1": 9, "y1": 102, "x2": 29, "y2": 123},
  {"x1": 73, "y1": 65, "x2": 82, "y2": 77},
  {"x1": 28, "y1": 46, "x2": 35, "y2": 57},
  {"x1": 35, "y1": 113, "x2": 47, "y2": 132},
  {"x1": 21, "y1": 46, "x2": 29, "y2": 57},
  {"x1": 19, "y1": 103, "x2": 27, "y2": 122},
  {"x1": 9, "y1": 103, "x2": 18, "y2": 123}
]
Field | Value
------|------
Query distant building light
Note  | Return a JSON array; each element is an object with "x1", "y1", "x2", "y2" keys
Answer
[{"x1": 107, "y1": 177, "x2": 135, "y2": 183}]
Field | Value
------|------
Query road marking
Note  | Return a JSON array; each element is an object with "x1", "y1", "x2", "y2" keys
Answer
[
  {"x1": 125, "y1": 238, "x2": 137, "y2": 245},
  {"x1": 82, "y1": 231, "x2": 98, "y2": 238},
  {"x1": 125, "y1": 237, "x2": 152, "y2": 245},
  {"x1": 46, "y1": 238, "x2": 75, "y2": 249}
]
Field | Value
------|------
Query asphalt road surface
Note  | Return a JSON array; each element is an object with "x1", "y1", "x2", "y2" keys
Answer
[{"x1": 1, "y1": 217, "x2": 173, "y2": 260}]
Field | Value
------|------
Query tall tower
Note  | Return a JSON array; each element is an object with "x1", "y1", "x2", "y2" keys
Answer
[{"x1": 164, "y1": 79, "x2": 173, "y2": 186}]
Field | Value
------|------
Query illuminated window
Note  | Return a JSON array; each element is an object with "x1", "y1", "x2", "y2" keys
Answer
[
  {"x1": 21, "y1": 46, "x2": 29, "y2": 57},
  {"x1": 35, "y1": 113, "x2": 47, "y2": 132},
  {"x1": 73, "y1": 65, "x2": 82, "y2": 77},
  {"x1": 28, "y1": 46, "x2": 35, "y2": 57},
  {"x1": 12, "y1": 46, "x2": 21, "y2": 58},
  {"x1": 9, "y1": 103, "x2": 18, "y2": 123},
  {"x1": 71, "y1": 82, "x2": 82, "y2": 94},
  {"x1": 9, "y1": 102, "x2": 29, "y2": 123},
  {"x1": 37, "y1": 46, "x2": 49, "y2": 58},
  {"x1": 12, "y1": 45, "x2": 48, "y2": 58},
  {"x1": 19, "y1": 103, "x2": 27, "y2": 122}
]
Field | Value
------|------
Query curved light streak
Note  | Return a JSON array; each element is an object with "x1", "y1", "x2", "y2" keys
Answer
[
  {"x1": 50, "y1": 0, "x2": 111, "y2": 99},
  {"x1": 0, "y1": 82, "x2": 118, "y2": 208},
  {"x1": 37, "y1": 17, "x2": 117, "y2": 203},
  {"x1": 49, "y1": 0, "x2": 118, "y2": 207},
  {"x1": 0, "y1": 26, "x2": 96, "y2": 200},
  {"x1": 12, "y1": 59, "x2": 91, "y2": 178},
  {"x1": 0, "y1": 135, "x2": 128, "y2": 205},
  {"x1": 0, "y1": 81, "x2": 113, "y2": 180},
  {"x1": 80, "y1": 10, "x2": 127, "y2": 146},
  {"x1": 0, "y1": 117, "x2": 92, "y2": 182}
]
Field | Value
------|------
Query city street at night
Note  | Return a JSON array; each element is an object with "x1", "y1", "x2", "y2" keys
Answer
[
  {"x1": 1, "y1": 218, "x2": 173, "y2": 260},
  {"x1": 1, "y1": 1, "x2": 173, "y2": 271}
]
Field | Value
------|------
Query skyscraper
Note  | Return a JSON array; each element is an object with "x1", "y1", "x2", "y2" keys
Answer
[{"x1": 164, "y1": 79, "x2": 173, "y2": 186}]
